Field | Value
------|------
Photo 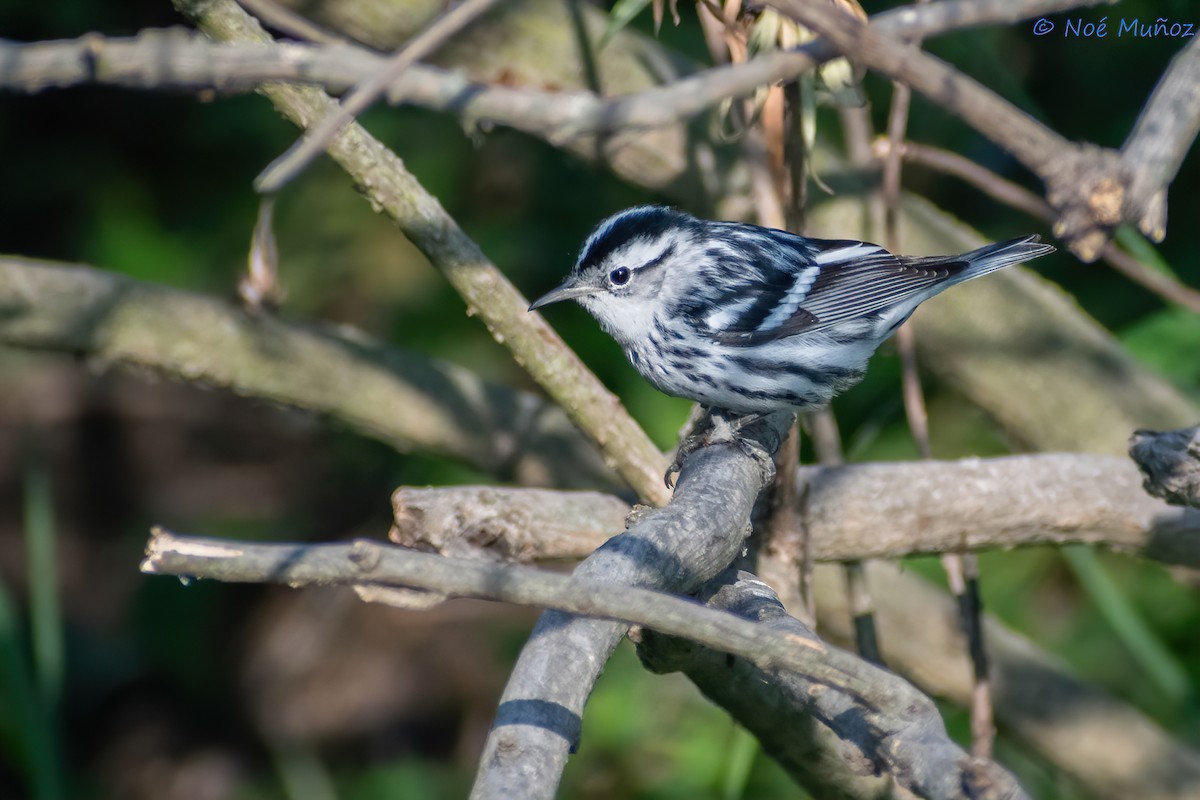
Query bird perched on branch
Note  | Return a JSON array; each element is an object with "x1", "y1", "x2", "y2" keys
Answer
[{"x1": 530, "y1": 206, "x2": 1053, "y2": 477}]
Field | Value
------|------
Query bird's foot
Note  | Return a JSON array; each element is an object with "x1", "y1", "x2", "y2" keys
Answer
[{"x1": 664, "y1": 408, "x2": 770, "y2": 488}]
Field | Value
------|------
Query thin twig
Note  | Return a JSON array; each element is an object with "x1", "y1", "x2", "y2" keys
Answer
[
  {"x1": 771, "y1": 0, "x2": 1068, "y2": 183},
  {"x1": 882, "y1": 54, "x2": 996, "y2": 753},
  {"x1": 831, "y1": 100, "x2": 888, "y2": 667},
  {"x1": 141, "y1": 526, "x2": 838, "y2": 676},
  {"x1": 255, "y1": 0, "x2": 504, "y2": 193},
  {"x1": 234, "y1": 0, "x2": 352, "y2": 45},
  {"x1": 807, "y1": 408, "x2": 881, "y2": 663}
]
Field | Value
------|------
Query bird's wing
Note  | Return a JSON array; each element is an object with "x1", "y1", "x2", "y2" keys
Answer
[{"x1": 689, "y1": 236, "x2": 967, "y2": 346}]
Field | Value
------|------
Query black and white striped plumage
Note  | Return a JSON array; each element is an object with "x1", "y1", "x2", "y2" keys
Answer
[{"x1": 530, "y1": 206, "x2": 1054, "y2": 415}]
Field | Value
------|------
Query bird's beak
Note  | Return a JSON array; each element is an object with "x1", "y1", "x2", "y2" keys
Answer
[{"x1": 528, "y1": 278, "x2": 596, "y2": 311}]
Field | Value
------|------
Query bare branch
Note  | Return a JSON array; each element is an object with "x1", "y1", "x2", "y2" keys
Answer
[
  {"x1": 469, "y1": 412, "x2": 790, "y2": 799},
  {"x1": 141, "y1": 411, "x2": 791, "y2": 797},
  {"x1": 377, "y1": 473, "x2": 1200, "y2": 799},
  {"x1": 139, "y1": 526, "x2": 837, "y2": 682},
  {"x1": 1130, "y1": 425, "x2": 1200, "y2": 509},
  {"x1": 0, "y1": 0, "x2": 1103, "y2": 140},
  {"x1": 389, "y1": 453, "x2": 1200, "y2": 567},
  {"x1": 390, "y1": 486, "x2": 628, "y2": 562},
  {"x1": 171, "y1": 0, "x2": 671, "y2": 504},
  {"x1": 1120, "y1": 37, "x2": 1200, "y2": 242},
  {"x1": 142, "y1": 526, "x2": 1027, "y2": 798},
  {"x1": 0, "y1": 256, "x2": 616, "y2": 490},
  {"x1": 804, "y1": 453, "x2": 1200, "y2": 565},
  {"x1": 637, "y1": 569, "x2": 1024, "y2": 800},
  {"x1": 233, "y1": 0, "x2": 351, "y2": 45}
]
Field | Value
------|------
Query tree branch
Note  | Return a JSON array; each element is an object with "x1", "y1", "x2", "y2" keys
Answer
[
  {"x1": 142, "y1": 411, "x2": 795, "y2": 797},
  {"x1": 469, "y1": 411, "x2": 789, "y2": 799},
  {"x1": 0, "y1": 256, "x2": 616, "y2": 490},
  {"x1": 813, "y1": 561, "x2": 1200, "y2": 800},
  {"x1": 171, "y1": 0, "x2": 671, "y2": 504},
  {"x1": 389, "y1": 451, "x2": 1200, "y2": 569},
  {"x1": 637, "y1": 569, "x2": 1024, "y2": 800},
  {"x1": 1119, "y1": 36, "x2": 1200, "y2": 243},
  {"x1": 0, "y1": 0, "x2": 1103, "y2": 140},
  {"x1": 141, "y1": 520, "x2": 1027, "y2": 799}
]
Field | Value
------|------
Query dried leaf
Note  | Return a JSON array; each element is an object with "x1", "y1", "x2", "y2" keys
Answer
[{"x1": 239, "y1": 195, "x2": 284, "y2": 310}]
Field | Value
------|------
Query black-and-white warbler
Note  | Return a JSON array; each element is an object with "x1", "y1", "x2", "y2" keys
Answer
[{"x1": 530, "y1": 205, "x2": 1054, "y2": 416}]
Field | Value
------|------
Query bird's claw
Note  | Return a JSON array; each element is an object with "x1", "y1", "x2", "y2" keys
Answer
[{"x1": 663, "y1": 409, "x2": 769, "y2": 488}]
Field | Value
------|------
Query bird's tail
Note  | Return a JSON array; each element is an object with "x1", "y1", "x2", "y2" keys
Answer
[
  {"x1": 954, "y1": 235, "x2": 1055, "y2": 281},
  {"x1": 900, "y1": 235, "x2": 1055, "y2": 286}
]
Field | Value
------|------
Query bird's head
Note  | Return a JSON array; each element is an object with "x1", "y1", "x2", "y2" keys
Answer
[{"x1": 529, "y1": 206, "x2": 703, "y2": 346}]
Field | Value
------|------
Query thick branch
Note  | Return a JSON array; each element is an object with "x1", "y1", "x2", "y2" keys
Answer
[
  {"x1": 0, "y1": 257, "x2": 614, "y2": 489},
  {"x1": 469, "y1": 412, "x2": 789, "y2": 799},
  {"x1": 390, "y1": 486, "x2": 628, "y2": 562},
  {"x1": 637, "y1": 570, "x2": 1023, "y2": 800},
  {"x1": 142, "y1": 525, "x2": 1026, "y2": 799},
  {"x1": 145, "y1": 412, "x2": 793, "y2": 798},
  {"x1": 172, "y1": 0, "x2": 671, "y2": 504},
  {"x1": 391, "y1": 454, "x2": 1200, "y2": 567},
  {"x1": 813, "y1": 561, "x2": 1200, "y2": 800}
]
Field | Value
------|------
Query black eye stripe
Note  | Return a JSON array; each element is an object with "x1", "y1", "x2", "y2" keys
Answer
[{"x1": 637, "y1": 242, "x2": 676, "y2": 272}]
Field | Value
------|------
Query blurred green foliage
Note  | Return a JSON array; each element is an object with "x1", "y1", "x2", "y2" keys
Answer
[{"x1": 0, "y1": 0, "x2": 1198, "y2": 798}]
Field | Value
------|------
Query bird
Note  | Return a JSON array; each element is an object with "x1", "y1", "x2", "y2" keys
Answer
[{"x1": 530, "y1": 206, "x2": 1054, "y2": 423}]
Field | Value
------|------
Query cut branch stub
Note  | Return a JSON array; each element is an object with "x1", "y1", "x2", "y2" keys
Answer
[
  {"x1": 1130, "y1": 425, "x2": 1200, "y2": 509},
  {"x1": 1044, "y1": 144, "x2": 1130, "y2": 262}
]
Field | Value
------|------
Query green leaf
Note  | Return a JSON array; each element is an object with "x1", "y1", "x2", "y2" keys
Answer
[
  {"x1": 1063, "y1": 547, "x2": 1191, "y2": 705},
  {"x1": 601, "y1": 0, "x2": 655, "y2": 46},
  {"x1": 1121, "y1": 306, "x2": 1200, "y2": 386},
  {"x1": 1114, "y1": 225, "x2": 1181, "y2": 280}
]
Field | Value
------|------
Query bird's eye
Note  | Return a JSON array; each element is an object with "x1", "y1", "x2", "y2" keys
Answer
[{"x1": 609, "y1": 267, "x2": 631, "y2": 287}]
